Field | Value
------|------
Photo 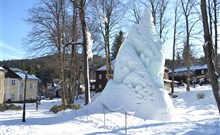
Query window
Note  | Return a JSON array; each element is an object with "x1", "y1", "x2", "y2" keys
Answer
[
  {"x1": 4, "y1": 94, "x2": 6, "y2": 101},
  {"x1": 98, "y1": 84, "x2": 102, "y2": 89},
  {"x1": 99, "y1": 74, "x2": 102, "y2": 79},
  {"x1": 30, "y1": 83, "x2": 33, "y2": 89},
  {"x1": 11, "y1": 94, "x2": 15, "y2": 101},
  {"x1": 19, "y1": 94, "x2": 23, "y2": 100},
  {"x1": 92, "y1": 85, "x2": 95, "y2": 89},
  {"x1": 21, "y1": 83, "x2": 24, "y2": 88},
  {"x1": 11, "y1": 80, "x2": 16, "y2": 86},
  {"x1": 201, "y1": 70, "x2": 204, "y2": 74},
  {"x1": 0, "y1": 81, "x2": 2, "y2": 92}
]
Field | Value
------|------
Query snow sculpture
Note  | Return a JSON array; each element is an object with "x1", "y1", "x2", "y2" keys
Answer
[{"x1": 90, "y1": 9, "x2": 173, "y2": 120}]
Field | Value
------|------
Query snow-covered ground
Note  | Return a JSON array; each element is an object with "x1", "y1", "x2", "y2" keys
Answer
[{"x1": 0, "y1": 85, "x2": 219, "y2": 135}]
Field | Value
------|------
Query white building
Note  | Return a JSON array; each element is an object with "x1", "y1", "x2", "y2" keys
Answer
[
  {"x1": 3, "y1": 66, "x2": 39, "y2": 102},
  {"x1": 0, "y1": 67, "x2": 5, "y2": 103}
]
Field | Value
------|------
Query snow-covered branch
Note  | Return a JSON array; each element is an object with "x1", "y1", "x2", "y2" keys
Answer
[{"x1": 87, "y1": 31, "x2": 93, "y2": 58}]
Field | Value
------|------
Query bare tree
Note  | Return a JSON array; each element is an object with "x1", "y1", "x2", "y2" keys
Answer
[
  {"x1": 171, "y1": 0, "x2": 182, "y2": 95},
  {"x1": 126, "y1": 0, "x2": 143, "y2": 24},
  {"x1": 200, "y1": 0, "x2": 220, "y2": 113},
  {"x1": 141, "y1": 0, "x2": 169, "y2": 43},
  {"x1": 180, "y1": 0, "x2": 199, "y2": 91},
  {"x1": 207, "y1": 0, "x2": 219, "y2": 69},
  {"x1": 25, "y1": 0, "x2": 70, "y2": 106},
  {"x1": 90, "y1": 0, "x2": 126, "y2": 80},
  {"x1": 70, "y1": 0, "x2": 91, "y2": 105},
  {"x1": 65, "y1": 5, "x2": 82, "y2": 105},
  {"x1": 213, "y1": 0, "x2": 218, "y2": 69},
  {"x1": 25, "y1": 0, "x2": 86, "y2": 106}
]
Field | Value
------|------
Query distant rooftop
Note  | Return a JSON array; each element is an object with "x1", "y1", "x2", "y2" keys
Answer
[
  {"x1": 97, "y1": 59, "x2": 116, "y2": 71},
  {"x1": 10, "y1": 68, "x2": 24, "y2": 73},
  {"x1": 169, "y1": 64, "x2": 208, "y2": 73},
  {"x1": 16, "y1": 72, "x2": 39, "y2": 80},
  {"x1": 0, "y1": 67, "x2": 4, "y2": 71}
]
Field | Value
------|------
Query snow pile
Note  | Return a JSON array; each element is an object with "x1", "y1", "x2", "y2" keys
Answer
[{"x1": 90, "y1": 9, "x2": 173, "y2": 120}]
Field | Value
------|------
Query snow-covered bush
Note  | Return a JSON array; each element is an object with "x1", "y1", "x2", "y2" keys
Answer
[
  {"x1": 50, "y1": 105, "x2": 62, "y2": 113},
  {"x1": 0, "y1": 104, "x2": 22, "y2": 112},
  {"x1": 197, "y1": 92, "x2": 205, "y2": 99},
  {"x1": 50, "y1": 104, "x2": 81, "y2": 114}
]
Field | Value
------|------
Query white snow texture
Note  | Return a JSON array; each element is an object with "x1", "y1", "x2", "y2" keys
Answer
[{"x1": 90, "y1": 9, "x2": 173, "y2": 120}]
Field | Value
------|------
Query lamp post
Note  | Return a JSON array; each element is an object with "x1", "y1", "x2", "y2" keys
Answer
[{"x1": 22, "y1": 70, "x2": 28, "y2": 122}]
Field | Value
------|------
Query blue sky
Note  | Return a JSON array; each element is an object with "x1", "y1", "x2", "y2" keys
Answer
[
  {"x1": 0, "y1": 0, "x2": 173, "y2": 61},
  {"x1": 0, "y1": 0, "x2": 35, "y2": 61},
  {"x1": 0, "y1": 1, "x2": 218, "y2": 61}
]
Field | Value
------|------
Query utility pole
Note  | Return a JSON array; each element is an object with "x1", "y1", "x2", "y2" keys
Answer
[{"x1": 22, "y1": 71, "x2": 28, "y2": 122}]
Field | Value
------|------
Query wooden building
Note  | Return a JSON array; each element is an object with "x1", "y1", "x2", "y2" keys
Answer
[
  {"x1": 91, "y1": 60, "x2": 116, "y2": 91},
  {"x1": 168, "y1": 64, "x2": 209, "y2": 85}
]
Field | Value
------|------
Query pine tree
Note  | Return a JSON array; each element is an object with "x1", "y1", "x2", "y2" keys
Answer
[
  {"x1": 111, "y1": 30, "x2": 125, "y2": 60},
  {"x1": 182, "y1": 43, "x2": 193, "y2": 66},
  {"x1": 30, "y1": 64, "x2": 36, "y2": 75}
]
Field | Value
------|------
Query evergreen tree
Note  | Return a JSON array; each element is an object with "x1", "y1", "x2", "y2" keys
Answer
[
  {"x1": 182, "y1": 43, "x2": 195, "y2": 66},
  {"x1": 30, "y1": 64, "x2": 36, "y2": 75},
  {"x1": 111, "y1": 30, "x2": 125, "y2": 60},
  {"x1": 175, "y1": 51, "x2": 183, "y2": 67}
]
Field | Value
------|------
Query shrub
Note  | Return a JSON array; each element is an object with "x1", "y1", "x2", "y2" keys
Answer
[
  {"x1": 0, "y1": 104, "x2": 22, "y2": 112},
  {"x1": 197, "y1": 92, "x2": 205, "y2": 99},
  {"x1": 50, "y1": 105, "x2": 64, "y2": 114},
  {"x1": 68, "y1": 104, "x2": 81, "y2": 110},
  {"x1": 50, "y1": 104, "x2": 81, "y2": 114}
]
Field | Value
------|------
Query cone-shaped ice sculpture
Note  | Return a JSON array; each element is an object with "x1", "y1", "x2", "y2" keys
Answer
[{"x1": 89, "y1": 9, "x2": 173, "y2": 120}]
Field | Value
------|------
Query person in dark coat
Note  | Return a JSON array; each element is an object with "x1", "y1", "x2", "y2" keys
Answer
[{"x1": 36, "y1": 100, "x2": 40, "y2": 110}]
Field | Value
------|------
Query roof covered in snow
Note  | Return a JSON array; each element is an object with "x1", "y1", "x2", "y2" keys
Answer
[
  {"x1": 0, "y1": 67, "x2": 4, "y2": 71},
  {"x1": 169, "y1": 64, "x2": 208, "y2": 73},
  {"x1": 10, "y1": 68, "x2": 23, "y2": 73},
  {"x1": 16, "y1": 72, "x2": 39, "y2": 80},
  {"x1": 96, "y1": 59, "x2": 116, "y2": 71}
]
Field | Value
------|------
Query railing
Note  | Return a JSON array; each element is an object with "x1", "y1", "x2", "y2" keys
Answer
[{"x1": 73, "y1": 103, "x2": 135, "y2": 134}]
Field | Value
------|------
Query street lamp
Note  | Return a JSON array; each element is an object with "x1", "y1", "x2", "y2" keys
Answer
[{"x1": 22, "y1": 70, "x2": 28, "y2": 122}]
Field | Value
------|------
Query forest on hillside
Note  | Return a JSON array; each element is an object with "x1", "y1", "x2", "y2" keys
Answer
[
  {"x1": 0, "y1": 54, "x2": 105, "y2": 86},
  {"x1": 2, "y1": 53, "x2": 219, "y2": 82}
]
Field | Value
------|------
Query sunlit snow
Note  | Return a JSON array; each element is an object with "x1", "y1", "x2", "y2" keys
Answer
[{"x1": 0, "y1": 86, "x2": 219, "y2": 135}]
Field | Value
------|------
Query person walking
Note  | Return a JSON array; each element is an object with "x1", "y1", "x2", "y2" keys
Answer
[{"x1": 36, "y1": 100, "x2": 40, "y2": 110}]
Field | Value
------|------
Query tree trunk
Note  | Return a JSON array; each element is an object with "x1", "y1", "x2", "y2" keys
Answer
[
  {"x1": 79, "y1": 0, "x2": 90, "y2": 105},
  {"x1": 69, "y1": 45, "x2": 75, "y2": 104},
  {"x1": 213, "y1": 0, "x2": 218, "y2": 70},
  {"x1": 75, "y1": 67, "x2": 82, "y2": 100},
  {"x1": 185, "y1": 15, "x2": 191, "y2": 91},
  {"x1": 69, "y1": 7, "x2": 79, "y2": 104},
  {"x1": 61, "y1": 0, "x2": 68, "y2": 106},
  {"x1": 171, "y1": 4, "x2": 178, "y2": 95},
  {"x1": 200, "y1": 0, "x2": 220, "y2": 114},
  {"x1": 105, "y1": 26, "x2": 112, "y2": 80},
  {"x1": 59, "y1": 48, "x2": 67, "y2": 106},
  {"x1": 104, "y1": 11, "x2": 112, "y2": 80}
]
